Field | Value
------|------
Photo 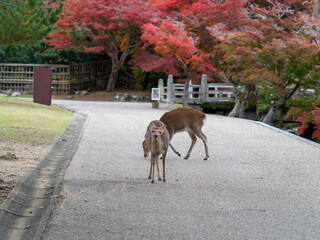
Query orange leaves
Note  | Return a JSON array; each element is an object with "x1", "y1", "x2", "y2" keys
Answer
[
  {"x1": 79, "y1": 34, "x2": 86, "y2": 41},
  {"x1": 120, "y1": 34, "x2": 130, "y2": 52}
]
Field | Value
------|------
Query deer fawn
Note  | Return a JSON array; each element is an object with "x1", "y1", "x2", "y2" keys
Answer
[
  {"x1": 145, "y1": 120, "x2": 169, "y2": 183},
  {"x1": 142, "y1": 108, "x2": 209, "y2": 160}
]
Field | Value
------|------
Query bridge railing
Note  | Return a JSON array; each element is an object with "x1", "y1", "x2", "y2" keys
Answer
[{"x1": 158, "y1": 74, "x2": 235, "y2": 106}]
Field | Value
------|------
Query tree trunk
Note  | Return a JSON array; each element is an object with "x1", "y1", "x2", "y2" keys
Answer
[
  {"x1": 313, "y1": 0, "x2": 319, "y2": 18},
  {"x1": 143, "y1": 72, "x2": 150, "y2": 90},
  {"x1": 228, "y1": 89, "x2": 248, "y2": 118},
  {"x1": 261, "y1": 83, "x2": 301, "y2": 124},
  {"x1": 228, "y1": 99, "x2": 241, "y2": 117},
  {"x1": 239, "y1": 91, "x2": 249, "y2": 118},
  {"x1": 262, "y1": 105, "x2": 280, "y2": 124},
  {"x1": 239, "y1": 98, "x2": 247, "y2": 118},
  {"x1": 107, "y1": 67, "x2": 119, "y2": 92},
  {"x1": 106, "y1": 43, "x2": 132, "y2": 92}
]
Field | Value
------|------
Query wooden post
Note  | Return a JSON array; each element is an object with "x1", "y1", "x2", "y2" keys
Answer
[
  {"x1": 34, "y1": 67, "x2": 52, "y2": 106},
  {"x1": 201, "y1": 74, "x2": 207, "y2": 103},
  {"x1": 151, "y1": 88, "x2": 160, "y2": 108},
  {"x1": 152, "y1": 102, "x2": 159, "y2": 108}
]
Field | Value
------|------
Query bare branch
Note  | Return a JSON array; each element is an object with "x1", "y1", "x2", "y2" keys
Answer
[{"x1": 0, "y1": 1, "x2": 15, "y2": 7}]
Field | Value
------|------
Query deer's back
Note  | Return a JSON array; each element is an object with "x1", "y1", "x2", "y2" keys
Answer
[{"x1": 160, "y1": 108, "x2": 205, "y2": 134}]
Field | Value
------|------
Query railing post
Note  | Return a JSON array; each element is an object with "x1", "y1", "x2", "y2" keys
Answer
[
  {"x1": 167, "y1": 75, "x2": 174, "y2": 109},
  {"x1": 158, "y1": 78, "x2": 164, "y2": 102},
  {"x1": 201, "y1": 74, "x2": 207, "y2": 103}
]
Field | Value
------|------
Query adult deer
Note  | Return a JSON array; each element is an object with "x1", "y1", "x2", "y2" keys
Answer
[
  {"x1": 145, "y1": 120, "x2": 169, "y2": 183},
  {"x1": 143, "y1": 108, "x2": 209, "y2": 160}
]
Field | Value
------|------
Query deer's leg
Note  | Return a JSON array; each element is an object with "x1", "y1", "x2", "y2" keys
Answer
[
  {"x1": 156, "y1": 156, "x2": 161, "y2": 181},
  {"x1": 148, "y1": 157, "x2": 152, "y2": 179},
  {"x1": 167, "y1": 129, "x2": 180, "y2": 157},
  {"x1": 194, "y1": 130, "x2": 209, "y2": 160},
  {"x1": 151, "y1": 154, "x2": 156, "y2": 183},
  {"x1": 162, "y1": 151, "x2": 167, "y2": 182},
  {"x1": 169, "y1": 143, "x2": 181, "y2": 157},
  {"x1": 184, "y1": 131, "x2": 197, "y2": 159}
]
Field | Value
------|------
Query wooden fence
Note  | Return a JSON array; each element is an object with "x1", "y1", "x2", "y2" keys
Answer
[
  {"x1": 158, "y1": 74, "x2": 235, "y2": 106},
  {"x1": 0, "y1": 61, "x2": 135, "y2": 94}
]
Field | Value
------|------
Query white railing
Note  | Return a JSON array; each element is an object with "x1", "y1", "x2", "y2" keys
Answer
[{"x1": 158, "y1": 74, "x2": 234, "y2": 105}]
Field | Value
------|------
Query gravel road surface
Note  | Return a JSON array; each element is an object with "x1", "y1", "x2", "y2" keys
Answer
[{"x1": 42, "y1": 100, "x2": 320, "y2": 240}]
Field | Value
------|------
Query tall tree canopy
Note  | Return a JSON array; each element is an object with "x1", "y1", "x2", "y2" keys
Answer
[
  {"x1": 212, "y1": 0, "x2": 320, "y2": 124},
  {"x1": 46, "y1": 0, "x2": 161, "y2": 91},
  {"x1": 139, "y1": 19, "x2": 215, "y2": 107},
  {"x1": 133, "y1": 0, "x2": 247, "y2": 106}
]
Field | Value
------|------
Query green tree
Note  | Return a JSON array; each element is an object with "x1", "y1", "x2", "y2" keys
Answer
[
  {"x1": 255, "y1": 39, "x2": 320, "y2": 124},
  {"x1": 0, "y1": 0, "x2": 61, "y2": 47}
]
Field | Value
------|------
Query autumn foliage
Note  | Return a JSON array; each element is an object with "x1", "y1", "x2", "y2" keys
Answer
[
  {"x1": 46, "y1": 0, "x2": 161, "y2": 91},
  {"x1": 43, "y1": 0, "x2": 320, "y2": 138},
  {"x1": 296, "y1": 108, "x2": 320, "y2": 140}
]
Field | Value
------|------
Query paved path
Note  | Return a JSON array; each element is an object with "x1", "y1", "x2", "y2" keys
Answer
[{"x1": 41, "y1": 100, "x2": 320, "y2": 240}]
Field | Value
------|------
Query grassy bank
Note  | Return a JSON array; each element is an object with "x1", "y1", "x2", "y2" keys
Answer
[{"x1": 0, "y1": 96, "x2": 74, "y2": 144}]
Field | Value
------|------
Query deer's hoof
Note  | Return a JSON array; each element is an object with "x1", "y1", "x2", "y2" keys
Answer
[
  {"x1": 148, "y1": 176, "x2": 151, "y2": 179},
  {"x1": 178, "y1": 153, "x2": 181, "y2": 157},
  {"x1": 163, "y1": 179, "x2": 166, "y2": 182},
  {"x1": 203, "y1": 158, "x2": 208, "y2": 161},
  {"x1": 151, "y1": 180, "x2": 154, "y2": 184},
  {"x1": 184, "y1": 157, "x2": 189, "y2": 160},
  {"x1": 158, "y1": 177, "x2": 162, "y2": 181}
]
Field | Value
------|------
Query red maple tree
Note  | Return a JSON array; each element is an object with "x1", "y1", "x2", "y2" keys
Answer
[
  {"x1": 45, "y1": 0, "x2": 161, "y2": 91},
  {"x1": 135, "y1": 18, "x2": 215, "y2": 107},
  {"x1": 134, "y1": 0, "x2": 247, "y2": 107},
  {"x1": 296, "y1": 108, "x2": 320, "y2": 140}
]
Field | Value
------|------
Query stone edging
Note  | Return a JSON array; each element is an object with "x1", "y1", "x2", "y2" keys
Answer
[{"x1": 0, "y1": 113, "x2": 88, "y2": 240}]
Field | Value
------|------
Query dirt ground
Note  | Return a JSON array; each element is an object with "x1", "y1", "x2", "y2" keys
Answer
[
  {"x1": 0, "y1": 141, "x2": 51, "y2": 205},
  {"x1": 0, "y1": 90, "x2": 150, "y2": 206},
  {"x1": 54, "y1": 89, "x2": 150, "y2": 101}
]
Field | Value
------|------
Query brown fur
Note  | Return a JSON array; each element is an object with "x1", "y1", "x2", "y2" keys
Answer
[
  {"x1": 145, "y1": 120, "x2": 169, "y2": 183},
  {"x1": 143, "y1": 108, "x2": 209, "y2": 160}
]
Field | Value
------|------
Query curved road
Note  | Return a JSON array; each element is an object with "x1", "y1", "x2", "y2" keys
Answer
[{"x1": 42, "y1": 100, "x2": 320, "y2": 239}]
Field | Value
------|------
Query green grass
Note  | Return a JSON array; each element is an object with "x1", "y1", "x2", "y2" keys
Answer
[{"x1": 0, "y1": 96, "x2": 74, "y2": 144}]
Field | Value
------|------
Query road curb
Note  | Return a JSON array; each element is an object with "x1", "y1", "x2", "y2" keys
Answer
[
  {"x1": 254, "y1": 120, "x2": 320, "y2": 148},
  {"x1": 0, "y1": 113, "x2": 88, "y2": 240},
  {"x1": 214, "y1": 114, "x2": 320, "y2": 148}
]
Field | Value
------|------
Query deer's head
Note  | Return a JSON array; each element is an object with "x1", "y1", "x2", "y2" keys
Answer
[
  {"x1": 142, "y1": 139, "x2": 150, "y2": 157},
  {"x1": 150, "y1": 123, "x2": 166, "y2": 143}
]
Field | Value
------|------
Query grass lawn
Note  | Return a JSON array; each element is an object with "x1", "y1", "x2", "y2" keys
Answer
[{"x1": 0, "y1": 96, "x2": 74, "y2": 144}]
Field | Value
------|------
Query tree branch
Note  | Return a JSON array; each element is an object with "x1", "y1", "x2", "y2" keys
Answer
[{"x1": 0, "y1": 1, "x2": 15, "y2": 7}]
